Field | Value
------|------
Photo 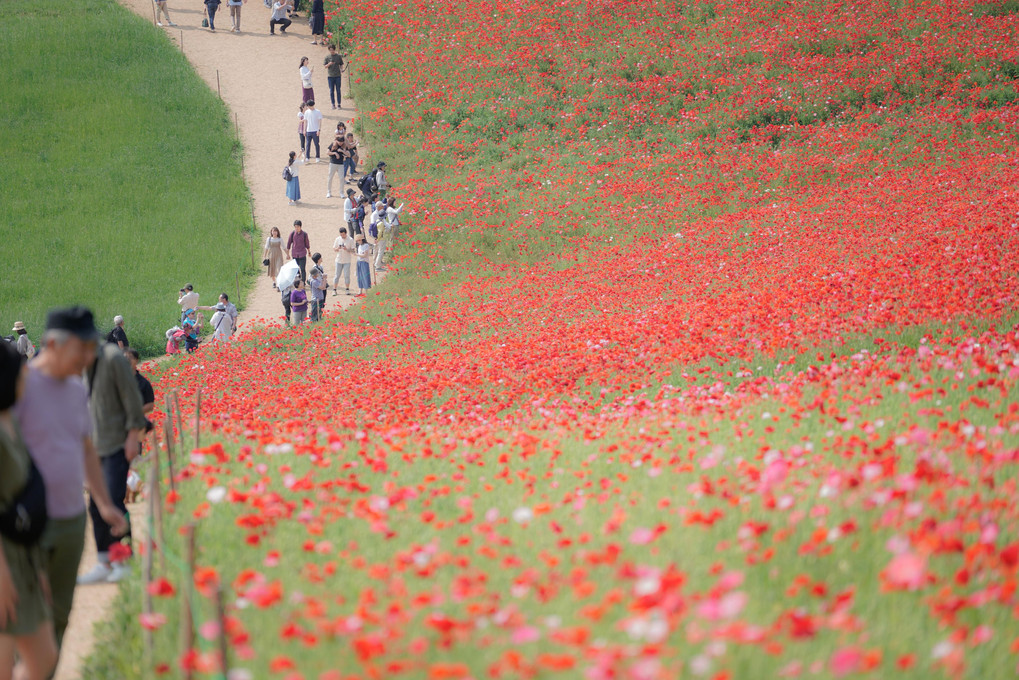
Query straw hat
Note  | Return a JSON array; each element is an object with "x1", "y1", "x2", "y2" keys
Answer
[{"x1": 11, "y1": 321, "x2": 25, "y2": 332}]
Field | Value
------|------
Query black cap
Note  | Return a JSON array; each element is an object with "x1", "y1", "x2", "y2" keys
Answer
[{"x1": 45, "y1": 306, "x2": 100, "y2": 341}]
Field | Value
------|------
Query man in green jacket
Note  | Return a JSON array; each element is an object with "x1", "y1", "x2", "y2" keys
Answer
[{"x1": 77, "y1": 336, "x2": 147, "y2": 584}]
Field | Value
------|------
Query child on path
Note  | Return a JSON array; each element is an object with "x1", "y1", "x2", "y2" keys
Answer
[
  {"x1": 290, "y1": 279, "x2": 309, "y2": 325},
  {"x1": 308, "y1": 270, "x2": 326, "y2": 321},
  {"x1": 297, "y1": 103, "x2": 307, "y2": 152},
  {"x1": 284, "y1": 150, "x2": 305, "y2": 205}
]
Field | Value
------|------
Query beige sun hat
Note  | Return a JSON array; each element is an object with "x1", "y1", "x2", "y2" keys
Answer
[{"x1": 12, "y1": 321, "x2": 25, "y2": 332}]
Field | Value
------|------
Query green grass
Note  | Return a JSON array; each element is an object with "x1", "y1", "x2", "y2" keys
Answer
[{"x1": 0, "y1": 0, "x2": 256, "y2": 356}]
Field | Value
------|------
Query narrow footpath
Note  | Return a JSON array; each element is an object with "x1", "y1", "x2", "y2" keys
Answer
[{"x1": 55, "y1": 2, "x2": 374, "y2": 676}]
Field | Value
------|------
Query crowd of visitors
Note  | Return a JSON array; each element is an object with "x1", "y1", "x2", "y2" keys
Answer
[{"x1": 1, "y1": 306, "x2": 155, "y2": 677}]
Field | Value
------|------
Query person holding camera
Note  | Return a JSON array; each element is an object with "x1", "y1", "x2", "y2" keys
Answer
[{"x1": 177, "y1": 285, "x2": 199, "y2": 325}]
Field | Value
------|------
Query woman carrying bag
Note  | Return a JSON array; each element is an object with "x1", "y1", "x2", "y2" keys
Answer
[{"x1": 203, "y1": 0, "x2": 221, "y2": 31}]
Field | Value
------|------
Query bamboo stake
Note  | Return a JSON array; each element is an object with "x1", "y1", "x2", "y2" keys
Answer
[
  {"x1": 215, "y1": 585, "x2": 230, "y2": 676},
  {"x1": 142, "y1": 448, "x2": 156, "y2": 665},
  {"x1": 161, "y1": 414, "x2": 177, "y2": 495},
  {"x1": 149, "y1": 430, "x2": 166, "y2": 571},
  {"x1": 181, "y1": 523, "x2": 197, "y2": 680},
  {"x1": 173, "y1": 390, "x2": 184, "y2": 452},
  {"x1": 217, "y1": 69, "x2": 222, "y2": 99},
  {"x1": 194, "y1": 387, "x2": 202, "y2": 451}
]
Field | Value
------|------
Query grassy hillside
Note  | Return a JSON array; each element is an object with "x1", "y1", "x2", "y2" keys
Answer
[
  {"x1": 85, "y1": 0, "x2": 1019, "y2": 679},
  {"x1": 0, "y1": 0, "x2": 255, "y2": 355}
]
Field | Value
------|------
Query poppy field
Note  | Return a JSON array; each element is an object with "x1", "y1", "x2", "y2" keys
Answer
[{"x1": 88, "y1": 0, "x2": 1019, "y2": 678}]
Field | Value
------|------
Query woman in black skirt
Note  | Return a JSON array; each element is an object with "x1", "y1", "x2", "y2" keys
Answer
[{"x1": 309, "y1": 0, "x2": 325, "y2": 44}]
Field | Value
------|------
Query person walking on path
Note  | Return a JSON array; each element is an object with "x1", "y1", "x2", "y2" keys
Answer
[
  {"x1": 154, "y1": 0, "x2": 178, "y2": 26},
  {"x1": 355, "y1": 235, "x2": 373, "y2": 296},
  {"x1": 227, "y1": 0, "x2": 245, "y2": 32},
  {"x1": 286, "y1": 220, "x2": 311, "y2": 281},
  {"x1": 289, "y1": 279, "x2": 309, "y2": 325},
  {"x1": 332, "y1": 226, "x2": 355, "y2": 295},
  {"x1": 263, "y1": 226, "x2": 285, "y2": 286},
  {"x1": 77, "y1": 334, "x2": 147, "y2": 586},
  {"x1": 11, "y1": 323, "x2": 34, "y2": 360},
  {"x1": 106, "y1": 316, "x2": 128, "y2": 349},
  {"x1": 299, "y1": 58, "x2": 315, "y2": 107},
  {"x1": 0, "y1": 342, "x2": 59, "y2": 680},
  {"x1": 269, "y1": 0, "x2": 291, "y2": 34},
  {"x1": 284, "y1": 150, "x2": 305, "y2": 205},
  {"x1": 203, "y1": 0, "x2": 221, "y2": 31},
  {"x1": 309, "y1": 0, "x2": 325, "y2": 44},
  {"x1": 326, "y1": 134, "x2": 345, "y2": 198},
  {"x1": 303, "y1": 99, "x2": 323, "y2": 162},
  {"x1": 297, "y1": 103, "x2": 307, "y2": 153},
  {"x1": 15, "y1": 307, "x2": 128, "y2": 654},
  {"x1": 324, "y1": 45, "x2": 344, "y2": 108}
]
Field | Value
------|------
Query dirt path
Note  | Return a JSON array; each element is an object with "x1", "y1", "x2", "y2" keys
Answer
[
  {"x1": 55, "y1": 3, "x2": 379, "y2": 677},
  {"x1": 132, "y1": 0, "x2": 382, "y2": 332}
]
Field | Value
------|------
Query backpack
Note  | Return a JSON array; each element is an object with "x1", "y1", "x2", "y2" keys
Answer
[
  {"x1": 0, "y1": 459, "x2": 48, "y2": 546},
  {"x1": 283, "y1": 165, "x2": 294, "y2": 181},
  {"x1": 357, "y1": 173, "x2": 377, "y2": 196}
]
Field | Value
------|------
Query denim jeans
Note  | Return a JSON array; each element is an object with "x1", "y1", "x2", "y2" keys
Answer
[
  {"x1": 344, "y1": 157, "x2": 357, "y2": 175},
  {"x1": 205, "y1": 3, "x2": 218, "y2": 29},
  {"x1": 305, "y1": 130, "x2": 320, "y2": 159},
  {"x1": 327, "y1": 76, "x2": 342, "y2": 106},
  {"x1": 88, "y1": 448, "x2": 131, "y2": 554}
]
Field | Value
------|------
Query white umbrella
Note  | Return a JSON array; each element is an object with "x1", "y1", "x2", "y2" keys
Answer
[{"x1": 276, "y1": 260, "x2": 300, "y2": 290}]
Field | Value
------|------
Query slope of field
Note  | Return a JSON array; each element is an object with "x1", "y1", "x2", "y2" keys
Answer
[
  {"x1": 88, "y1": 0, "x2": 1019, "y2": 678},
  {"x1": 0, "y1": 0, "x2": 255, "y2": 355}
]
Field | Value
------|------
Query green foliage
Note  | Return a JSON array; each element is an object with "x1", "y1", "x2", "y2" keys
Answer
[
  {"x1": 972, "y1": 0, "x2": 1019, "y2": 17},
  {"x1": 0, "y1": 0, "x2": 255, "y2": 356}
]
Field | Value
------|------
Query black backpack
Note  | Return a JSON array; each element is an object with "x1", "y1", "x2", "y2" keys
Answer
[
  {"x1": 358, "y1": 173, "x2": 377, "y2": 196},
  {"x1": 0, "y1": 459, "x2": 48, "y2": 546}
]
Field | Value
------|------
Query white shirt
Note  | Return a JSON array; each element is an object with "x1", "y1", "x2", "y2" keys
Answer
[
  {"x1": 210, "y1": 311, "x2": 231, "y2": 342},
  {"x1": 287, "y1": 158, "x2": 305, "y2": 176},
  {"x1": 304, "y1": 107, "x2": 323, "y2": 133},
  {"x1": 333, "y1": 236, "x2": 354, "y2": 264},
  {"x1": 271, "y1": 1, "x2": 288, "y2": 20},
  {"x1": 300, "y1": 65, "x2": 313, "y2": 89},
  {"x1": 343, "y1": 197, "x2": 356, "y2": 221},
  {"x1": 178, "y1": 291, "x2": 199, "y2": 310},
  {"x1": 385, "y1": 203, "x2": 404, "y2": 226},
  {"x1": 357, "y1": 243, "x2": 371, "y2": 262}
]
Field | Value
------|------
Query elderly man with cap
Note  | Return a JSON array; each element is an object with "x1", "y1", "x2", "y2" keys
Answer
[
  {"x1": 77, "y1": 311, "x2": 147, "y2": 585},
  {"x1": 14, "y1": 307, "x2": 128, "y2": 653},
  {"x1": 106, "y1": 315, "x2": 128, "y2": 349}
]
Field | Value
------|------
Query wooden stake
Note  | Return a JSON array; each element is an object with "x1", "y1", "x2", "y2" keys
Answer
[
  {"x1": 180, "y1": 523, "x2": 197, "y2": 680},
  {"x1": 236, "y1": 272, "x2": 241, "y2": 308},
  {"x1": 217, "y1": 69, "x2": 222, "y2": 99},
  {"x1": 150, "y1": 0, "x2": 157, "y2": 26},
  {"x1": 180, "y1": 29, "x2": 184, "y2": 52},
  {"x1": 215, "y1": 585, "x2": 230, "y2": 676},
  {"x1": 194, "y1": 387, "x2": 202, "y2": 451},
  {"x1": 142, "y1": 449, "x2": 155, "y2": 665},
  {"x1": 149, "y1": 430, "x2": 167, "y2": 571},
  {"x1": 161, "y1": 415, "x2": 177, "y2": 495},
  {"x1": 173, "y1": 390, "x2": 184, "y2": 452}
]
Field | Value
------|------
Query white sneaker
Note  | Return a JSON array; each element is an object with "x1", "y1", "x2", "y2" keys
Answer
[
  {"x1": 107, "y1": 563, "x2": 132, "y2": 583},
  {"x1": 157, "y1": 21, "x2": 163, "y2": 26},
  {"x1": 326, "y1": 192, "x2": 332, "y2": 198},
  {"x1": 77, "y1": 563, "x2": 112, "y2": 585},
  {"x1": 169, "y1": 21, "x2": 178, "y2": 26}
]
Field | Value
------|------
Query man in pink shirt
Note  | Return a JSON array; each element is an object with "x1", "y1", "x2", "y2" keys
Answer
[{"x1": 14, "y1": 307, "x2": 128, "y2": 654}]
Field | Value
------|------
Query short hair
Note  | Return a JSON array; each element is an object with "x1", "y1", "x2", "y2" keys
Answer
[
  {"x1": 125, "y1": 348, "x2": 140, "y2": 361},
  {"x1": 307, "y1": 99, "x2": 315, "y2": 107},
  {"x1": 312, "y1": 252, "x2": 322, "y2": 263},
  {"x1": 220, "y1": 293, "x2": 229, "y2": 301},
  {"x1": 0, "y1": 342, "x2": 24, "y2": 411},
  {"x1": 294, "y1": 220, "x2": 302, "y2": 227},
  {"x1": 339, "y1": 228, "x2": 347, "y2": 234},
  {"x1": 114, "y1": 315, "x2": 124, "y2": 325}
]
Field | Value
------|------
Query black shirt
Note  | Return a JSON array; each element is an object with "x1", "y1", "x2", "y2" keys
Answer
[
  {"x1": 135, "y1": 372, "x2": 154, "y2": 408},
  {"x1": 311, "y1": 0, "x2": 323, "y2": 12},
  {"x1": 107, "y1": 326, "x2": 129, "y2": 347}
]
